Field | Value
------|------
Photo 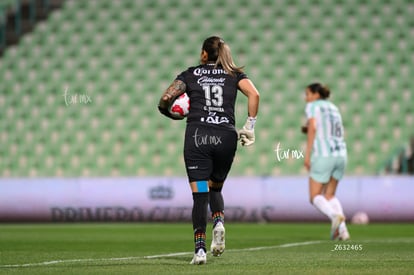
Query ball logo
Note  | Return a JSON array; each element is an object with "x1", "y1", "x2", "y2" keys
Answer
[
  {"x1": 171, "y1": 104, "x2": 186, "y2": 116},
  {"x1": 169, "y1": 93, "x2": 190, "y2": 119}
]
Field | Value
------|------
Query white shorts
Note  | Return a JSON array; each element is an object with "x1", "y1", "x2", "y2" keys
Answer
[{"x1": 310, "y1": 156, "x2": 347, "y2": 183}]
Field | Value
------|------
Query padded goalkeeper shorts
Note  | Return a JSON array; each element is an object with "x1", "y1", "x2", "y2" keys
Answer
[{"x1": 184, "y1": 123, "x2": 238, "y2": 183}]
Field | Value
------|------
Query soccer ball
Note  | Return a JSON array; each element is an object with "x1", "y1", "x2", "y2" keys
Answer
[
  {"x1": 351, "y1": 211, "x2": 369, "y2": 225},
  {"x1": 169, "y1": 93, "x2": 190, "y2": 119}
]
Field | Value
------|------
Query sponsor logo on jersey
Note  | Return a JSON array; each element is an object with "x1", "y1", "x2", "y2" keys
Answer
[
  {"x1": 197, "y1": 76, "x2": 226, "y2": 86},
  {"x1": 200, "y1": 112, "x2": 229, "y2": 125},
  {"x1": 193, "y1": 68, "x2": 227, "y2": 76}
]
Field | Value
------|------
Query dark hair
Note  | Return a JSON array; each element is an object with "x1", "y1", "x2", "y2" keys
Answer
[
  {"x1": 202, "y1": 36, "x2": 244, "y2": 76},
  {"x1": 307, "y1": 83, "x2": 330, "y2": 99}
]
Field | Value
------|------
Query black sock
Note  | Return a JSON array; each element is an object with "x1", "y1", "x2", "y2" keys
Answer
[
  {"x1": 194, "y1": 229, "x2": 206, "y2": 253},
  {"x1": 209, "y1": 188, "x2": 224, "y2": 227},
  {"x1": 209, "y1": 188, "x2": 224, "y2": 213},
  {"x1": 192, "y1": 192, "x2": 208, "y2": 252}
]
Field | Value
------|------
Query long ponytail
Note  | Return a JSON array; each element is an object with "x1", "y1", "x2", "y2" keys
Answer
[{"x1": 202, "y1": 36, "x2": 244, "y2": 77}]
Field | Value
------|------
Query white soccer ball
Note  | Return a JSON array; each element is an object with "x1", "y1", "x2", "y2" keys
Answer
[
  {"x1": 169, "y1": 93, "x2": 190, "y2": 119},
  {"x1": 351, "y1": 211, "x2": 369, "y2": 225}
]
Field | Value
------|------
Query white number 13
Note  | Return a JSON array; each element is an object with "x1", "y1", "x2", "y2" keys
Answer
[{"x1": 203, "y1": 85, "x2": 223, "y2": 107}]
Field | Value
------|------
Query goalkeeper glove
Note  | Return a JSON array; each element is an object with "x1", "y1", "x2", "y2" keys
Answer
[{"x1": 238, "y1": 116, "x2": 256, "y2": 146}]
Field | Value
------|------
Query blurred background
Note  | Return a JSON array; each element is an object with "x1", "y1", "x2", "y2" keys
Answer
[{"x1": 0, "y1": 0, "x2": 413, "y2": 222}]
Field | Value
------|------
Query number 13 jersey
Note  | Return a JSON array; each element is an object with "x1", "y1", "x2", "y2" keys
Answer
[{"x1": 176, "y1": 63, "x2": 248, "y2": 130}]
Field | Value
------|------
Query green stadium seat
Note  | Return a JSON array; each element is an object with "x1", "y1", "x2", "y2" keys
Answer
[{"x1": 1, "y1": 0, "x2": 413, "y2": 176}]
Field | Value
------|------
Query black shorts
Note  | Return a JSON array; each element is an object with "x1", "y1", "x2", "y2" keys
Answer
[{"x1": 184, "y1": 123, "x2": 238, "y2": 183}]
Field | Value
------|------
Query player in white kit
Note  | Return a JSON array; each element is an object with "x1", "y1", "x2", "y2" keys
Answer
[{"x1": 303, "y1": 83, "x2": 350, "y2": 241}]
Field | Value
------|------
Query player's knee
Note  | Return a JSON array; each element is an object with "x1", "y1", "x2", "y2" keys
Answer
[
  {"x1": 310, "y1": 194, "x2": 318, "y2": 204},
  {"x1": 209, "y1": 185, "x2": 222, "y2": 192},
  {"x1": 309, "y1": 196, "x2": 315, "y2": 204},
  {"x1": 208, "y1": 180, "x2": 223, "y2": 192},
  {"x1": 193, "y1": 180, "x2": 209, "y2": 193}
]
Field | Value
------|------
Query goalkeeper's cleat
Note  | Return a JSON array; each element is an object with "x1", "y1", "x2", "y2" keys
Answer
[
  {"x1": 190, "y1": 249, "x2": 207, "y2": 265},
  {"x1": 210, "y1": 222, "x2": 225, "y2": 257},
  {"x1": 330, "y1": 214, "x2": 345, "y2": 240}
]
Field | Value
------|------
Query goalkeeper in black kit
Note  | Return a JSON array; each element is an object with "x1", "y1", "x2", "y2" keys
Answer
[{"x1": 158, "y1": 36, "x2": 260, "y2": 265}]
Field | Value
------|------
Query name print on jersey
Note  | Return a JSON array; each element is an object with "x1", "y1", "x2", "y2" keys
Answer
[{"x1": 192, "y1": 128, "x2": 223, "y2": 148}]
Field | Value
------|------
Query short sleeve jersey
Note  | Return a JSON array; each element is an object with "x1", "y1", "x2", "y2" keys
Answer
[
  {"x1": 305, "y1": 99, "x2": 347, "y2": 157},
  {"x1": 176, "y1": 64, "x2": 248, "y2": 130}
]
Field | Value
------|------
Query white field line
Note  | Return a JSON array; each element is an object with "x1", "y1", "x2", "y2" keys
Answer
[{"x1": 0, "y1": 240, "x2": 322, "y2": 268}]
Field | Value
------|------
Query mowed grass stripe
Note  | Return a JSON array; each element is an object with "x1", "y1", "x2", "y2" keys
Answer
[
  {"x1": 0, "y1": 240, "x2": 324, "y2": 268},
  {"x1": 0, "y1": 223, "x2": 413, "y2": 274}
]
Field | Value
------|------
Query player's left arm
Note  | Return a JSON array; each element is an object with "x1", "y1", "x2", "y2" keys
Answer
[
  {"x1": 238, "y1": 79, "x2": 260, "y2": 117},
  {"x1": 304, "y1": 117, "x2": 316, "y2": 170},
  {"x1": 158, "y1": 79, "x2": 186, "y2": 119},
  {"x1": 237, "y1": 79, "x2": 260, "y2": 146}
]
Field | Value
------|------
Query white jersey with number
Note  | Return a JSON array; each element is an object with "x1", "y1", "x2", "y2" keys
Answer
[{"x1": 305, "y1": 100, "x2": 347, "y2": 157}]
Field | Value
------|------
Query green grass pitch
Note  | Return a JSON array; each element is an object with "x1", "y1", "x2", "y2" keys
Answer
[{"x1": 0, "y1": 223, "x2": 413, "y2": 274}]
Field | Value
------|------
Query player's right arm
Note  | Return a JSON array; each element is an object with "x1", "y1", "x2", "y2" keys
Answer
[
  {"x1": 158, "y1": 79, "x2": 186, "y2": 120},
  {"x1": 304, "y1": 117, "x2": 316, "y2": 171}
]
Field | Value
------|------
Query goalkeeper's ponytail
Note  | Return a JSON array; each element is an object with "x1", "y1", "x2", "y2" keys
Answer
[{"x1": 202, "y1": 36, "x2": 244, "y2": 77}]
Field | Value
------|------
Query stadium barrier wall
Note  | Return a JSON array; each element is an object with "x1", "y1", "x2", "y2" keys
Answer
[{"x1": 0, "y1": 176, "x2": 413, "y2": 222}]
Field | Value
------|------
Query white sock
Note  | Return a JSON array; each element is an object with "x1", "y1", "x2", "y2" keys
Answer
[
  {"x1": 312, "y1": 195, "x2": 336, "y2": 220},
  {"x1": 328, "y1": 197, "x2": 344, "y2": 216},
  {"x1": 329, "y1": 197, "x2": 348, "y2": 232}
]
